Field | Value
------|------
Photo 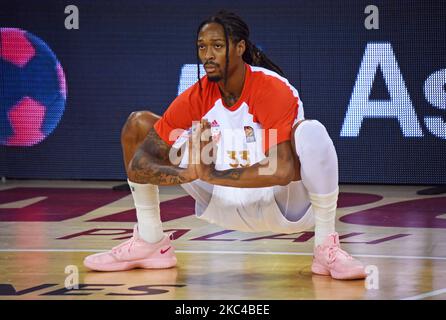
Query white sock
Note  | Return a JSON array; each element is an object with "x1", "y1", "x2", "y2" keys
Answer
[
  {"x1": 309, "y1": 189, "x2": 338, "y2": 247},
  {"x1": 128, "y1": 179, "x2": 164, "y2": 244},
  {"x1": 294, "y1": 120, "x2": 339, "y2": 247}
]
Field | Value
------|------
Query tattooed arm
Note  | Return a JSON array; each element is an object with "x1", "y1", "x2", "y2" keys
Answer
[
  {"x1": 201, "y1": 142, "x2": 298, "y2": 187},
  {"x1": 195, "y1": 119, "x2": 299, "y2": 188},
  {"x1": 127, "y1": 127, "x2": 197, "y2": 185}
]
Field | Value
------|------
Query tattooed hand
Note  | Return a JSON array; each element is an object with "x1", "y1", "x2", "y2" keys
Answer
[
  {"x1": 192, "y1": 119, "x2": 218, "y2": 181},
  {"x1": 190, "y1": 118, "x2": 294, "y2": 188}
]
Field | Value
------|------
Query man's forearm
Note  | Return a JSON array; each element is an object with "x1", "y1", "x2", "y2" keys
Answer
[
  {"x1": 128, "y1": 156, "x2": 195, "y2": 185},
  {"x1": 125, "y1": 127, "x2": 197, "y2": 185},
  {"x1": 130, "y1": 164, "x2": 195, "y2": 185}
]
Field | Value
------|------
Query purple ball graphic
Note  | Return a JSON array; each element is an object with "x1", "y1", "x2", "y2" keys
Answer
[{"x1": 0, "y1": 28, "x2": 67, "y2": 146}]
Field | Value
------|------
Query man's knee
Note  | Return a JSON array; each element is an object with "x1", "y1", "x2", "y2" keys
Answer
[
  {"x1": 292, "y1": 119, "x2": 327, "y2": 139},
  {"x1": 292, "y1": 119, "x2": 333, "y2": 156},
  {"x1": 121, "y1": 111, "x2": 161, "y2": 143}
]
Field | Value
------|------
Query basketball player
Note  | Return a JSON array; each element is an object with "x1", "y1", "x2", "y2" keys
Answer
[{"x1": 84, "y1": 11, "x2": 366, "y2": 280}]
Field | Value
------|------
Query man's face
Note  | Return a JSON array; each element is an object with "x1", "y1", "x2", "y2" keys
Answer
[{"x1": 197, "y1": 23, "x2": 241, "y2": 82}]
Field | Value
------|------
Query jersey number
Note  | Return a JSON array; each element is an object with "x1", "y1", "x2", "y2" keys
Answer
[{"x1": 227, "y1": 151, "x2": 251, "y2": 168}]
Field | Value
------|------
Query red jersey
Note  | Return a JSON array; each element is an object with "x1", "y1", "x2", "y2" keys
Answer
[{"x1": 154, "y1": 63, "x2": 304, "y2": 157}]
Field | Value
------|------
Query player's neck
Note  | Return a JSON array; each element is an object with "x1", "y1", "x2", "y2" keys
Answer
[{"x1": 217, "y1": 63, "x2": 246, "y2": 107}]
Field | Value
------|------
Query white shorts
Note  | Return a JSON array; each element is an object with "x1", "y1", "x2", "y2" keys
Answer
[{"x1": 181, "y1": 179, "x2": 315, "y2": 234}]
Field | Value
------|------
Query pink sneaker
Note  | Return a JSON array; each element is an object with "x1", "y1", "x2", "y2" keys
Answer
[
  {"x1": 312, "y1": 233, "x2": 366, "y2": 280},
  {"x1": 83, "y1": 225, "x2": 177, "y2": 272}
]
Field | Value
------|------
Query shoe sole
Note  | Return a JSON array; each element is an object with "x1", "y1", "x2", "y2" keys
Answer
[
  {"x1": 311, "y1": 262, "x2": 330, "y2": 276},
  {"x1": 84, "y1": 256, "x2": 177, "y2": 272},
  {"x1": 312, "y1": 262, "x2": 366, "y2": 280},
  {"x1": 330, "y1": 270, "x2": 367, "y2": 280}
]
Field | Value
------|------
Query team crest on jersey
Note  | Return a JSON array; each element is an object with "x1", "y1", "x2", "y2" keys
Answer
[
  {"x1": 244, "y1": 126, "x2": 256, "y2": 143},
  {"x1": 211, "y1": 119, "x2": 221, "y2": 143}
]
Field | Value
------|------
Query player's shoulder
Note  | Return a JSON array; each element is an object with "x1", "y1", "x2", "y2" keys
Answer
[{"x1": 248, "y1": 65, "x2": 298, "y2": 98}]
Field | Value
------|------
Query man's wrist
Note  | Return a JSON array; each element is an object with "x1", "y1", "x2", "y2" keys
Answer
[
  {"x1": 198, "y1": 166, "x2": 213, "y2": 183},
  {"x1": 182, "y1": 165, "x2": 196, "y2": 181}
]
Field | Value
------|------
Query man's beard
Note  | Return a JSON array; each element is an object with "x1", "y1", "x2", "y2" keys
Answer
[
  {"x1": 207, "y1": 75, "x2": 223, "y2": 82},
  {"x1": 204, "y1": 62, "x2": 225, "y2": 82}
]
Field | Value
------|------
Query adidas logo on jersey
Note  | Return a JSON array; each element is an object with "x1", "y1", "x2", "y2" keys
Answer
[{"x1": 210, "y1": 119, "x2": 221, "y2": 143}]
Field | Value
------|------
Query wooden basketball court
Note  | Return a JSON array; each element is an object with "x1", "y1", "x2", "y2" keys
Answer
[{"x1": 1, "y1": 180, "x2": 445, "y2": 300}]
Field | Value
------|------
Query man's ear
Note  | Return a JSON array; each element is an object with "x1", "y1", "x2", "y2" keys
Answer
[{"x1": 237, "y1": 40, "x2": 246, "y2": 57}]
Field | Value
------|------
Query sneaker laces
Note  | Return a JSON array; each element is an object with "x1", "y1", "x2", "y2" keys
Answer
[
  {"x1": 327, "y1": 245, "x2": 353, "y2": 264},
  {"x1": 112, "y1": 237, "x2": 137, "y2": 255}
]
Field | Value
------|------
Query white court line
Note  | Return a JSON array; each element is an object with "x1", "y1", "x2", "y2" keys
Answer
[
  {"x1": 401, "y1": 288, "x2": 446, "y2": 300},
  {"x1": 0, "y1": 248, "x2": 446, "y2": 261}
]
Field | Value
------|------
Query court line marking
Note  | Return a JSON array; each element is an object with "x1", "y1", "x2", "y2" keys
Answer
[
  {"x1": 401, "y1": 288, "x2": 446, "y2": 300},
  {"x1": 0, "y1": 249, "x2": 446, "y2": 261}
]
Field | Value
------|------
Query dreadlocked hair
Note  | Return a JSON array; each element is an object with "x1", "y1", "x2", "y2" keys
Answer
[{"x1": 196, "y1": 10, "x2": 285, "y2": 89}]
